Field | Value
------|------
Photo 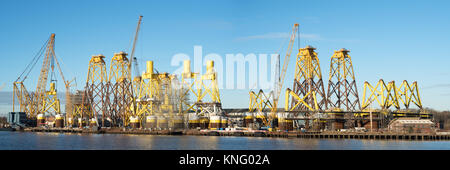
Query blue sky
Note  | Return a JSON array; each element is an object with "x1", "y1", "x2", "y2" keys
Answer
[{"x1": 0, "y1": 0, "x2": 449, "y2": 111}]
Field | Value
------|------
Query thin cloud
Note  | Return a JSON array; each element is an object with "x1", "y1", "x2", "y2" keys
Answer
[
  {"x1": 236, "y1": 32, "x2": 320, "y2": 41},
  {"x1": 197, "y1": 21, "x2": 233, "y2": 30},
  {"x1": 0, "y1": 83, "x2": 5, "y2": 91},
  {"x1": 303, "y1": 16, "x2": 320, "y2": 23},
  {"x1": 423, "y1": 84, "x2": 450, "y2": 89}
]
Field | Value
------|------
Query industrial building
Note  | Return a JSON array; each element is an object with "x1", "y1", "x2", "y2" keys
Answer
[{"x1": 388, "y1": 118, "x2": 435, "y2": 133}]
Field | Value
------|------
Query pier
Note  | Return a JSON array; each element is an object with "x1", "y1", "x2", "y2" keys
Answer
[{"x1": 21, "y1": 127, "x2": 450, "y2": 141}]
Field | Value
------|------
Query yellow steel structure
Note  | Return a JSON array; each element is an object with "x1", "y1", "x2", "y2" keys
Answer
[
  {"x1": 362, "y1": 79, "x2": 423, "y2": 110},
  {"x1": 72, "y1": 103, "x2": 90, "y2": 121},
  {"x1": 361, "y1": 79, "x2": 399, "y2": 110},
  {"x1": 33, "y1": 34, "x2": 57, "y2": 117},
  {"x1": 248, "y1": 90, "x2": 274, "y2": 126},
  {"x1": 396, "y1": 80, "x2": 422, "y2": 110},
  {"x1": 13, "y1": 33, "x2": 70, "y2": 120},
  {"x1": 136, "y1": 61, "x2": 161, "y2": 122},
  {"x1": 63, "y1": 78, "x2": 77, "y2": 125},
  {"x1": 159, "y1": 73, "x2": 177, "y2": 116},
  {"x1": 12, "y1": 82, "x2": 33, "y2": 114},
  {"x1": 179, "y1": 60, "x2": 198, "y2": 115},
  {"x1": 130, "y1": 15, "x2": 143, "y2": 100},
  {"x1": 285, "y1": 89, "x2": 317, "y2": 111},
  {"x1": 249, "y1": 90, "x2": 274, "y2": 113},
  {"x1": 81, "y1": 54, "x2": 108, "y2": 125},
  {"x1": 133, "y1": 77, "x2": 142, "y2": 97},
  {"x1": 248, "y1": 23, "x2": 299, "y2": 128},
  {"x1": 41, "y1": 82, "x2": 61, "y2": 114},
  {"x1": 326, "y1": 48, "x2": 361, "y2": 111},
  {"x1": 135, "y1": 61, "x2": 179, "y2": 125},
  {"x1": 286, "y1": 45, "x2": 327, "y2": 111},
  {"x1": 68, "y1": 90, "x2": 90, "y2": 126},
  {"x1": 108, "y1": 51, "x2": 134, "y2": 126},
  {"x1": 199, "y1": 60, "x2": 221, "y2": 104},
  {"x1": 180, "y1": 60, "x2": 222, "y2": 117}
]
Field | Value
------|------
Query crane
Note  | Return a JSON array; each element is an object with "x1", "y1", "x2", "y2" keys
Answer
[
  {"x1": 267, "y1": 23, "x2": 299, "y2": 128},
  {"x1": 13, "y1": 33, "x2": 71, "y2": 120},
  {"x1": 129, "y1": 15, "x2": 143, "y2": 117},
  {"x1": 34, "y1": 33, "x2": 56, "y2": 116},
  {"x1": 130, "y1": 15, "x2": 143, "y2": 86}
]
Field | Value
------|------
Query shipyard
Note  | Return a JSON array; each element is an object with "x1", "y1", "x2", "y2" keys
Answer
[
  {"x1": 2, "y1": 16, "x2": 449, "y2": 141},
  {"x1": 0, "y1": 1, "x2": 450, "y2": 156},
  {"x1": 2, "y1": 2, "x2": 450, "y2": 170}
]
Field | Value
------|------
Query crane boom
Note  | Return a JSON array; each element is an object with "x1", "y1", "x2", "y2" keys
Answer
[
  {"x1": 35, "y1": 33, "x2": 56, "y2": 114},
  {"x1": 129, "y1": 15, "x2": 143, "y2": 77},
  {"x1": 275, "y1": 24, "x2": 299, "y2": 101},
  {"x1": 267, "y1": 24, "x2": 299, "y2": 128}
]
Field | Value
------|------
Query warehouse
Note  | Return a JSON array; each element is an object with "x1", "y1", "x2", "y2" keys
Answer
[{"x1": 388, "y1": 118, "x2": 435, "y2": 133}]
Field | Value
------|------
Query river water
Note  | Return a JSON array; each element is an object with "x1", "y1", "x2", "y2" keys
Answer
[{"x1": 0, "y1": 131, "x2": 449, "y2": 150}]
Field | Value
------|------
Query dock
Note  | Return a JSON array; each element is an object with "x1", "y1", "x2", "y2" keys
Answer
[{"x1": 21, "y1": 127, "x2": 450, "y2": 141}]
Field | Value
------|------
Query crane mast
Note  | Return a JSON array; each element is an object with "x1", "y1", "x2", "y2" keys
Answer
[
  {"x1": 35, "y1": 33, "x2": 56, "y2": 115},
  {"x1": 269, "y1": 23, "x2": 299, "y2": 127},
  {"x1": 13, "y1": 33, "x2": 71, "y2": 120},
  {"x1": 275, "y1": 24, "x2": 299, "y2": 102},
  {"x1": 130, "y1": 15, "x2": 143, "y2": 79}
]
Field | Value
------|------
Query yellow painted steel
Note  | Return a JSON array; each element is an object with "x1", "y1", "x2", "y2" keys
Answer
[
  {"x1": 285, "y1": 45, "x2": 323, "y2": 112},
  {"x1": 328, "y1": 49, "x2": 356, "y2": 81},
  {"x1": 285, "y1": 89, "x2": 316, "y2": 111},
  {"x1": 362, "y1": 79, "x2": 423, "y2": 112},
  {"x1": 72, "y1": 103, "x2": 90, "y2": 123},
  {"x1": 362, "y1": 79, "x2": 399, "y2": 110},
  {"x1": 135, "y1": 60, "x2": 178, "y2": 124},
  {"x1": 327, "y1": 48, "x2": 361, "y2": 111},
  {"x1": 13, "y1": 34, "x2": 71, "y2": 119},
  {"x1": 200, "y1": 60, "x2": 221, "y2": 103},
  {"x1": 396, "y1": 80, "x2": 422, "y2": 109},
  {"x1": 249, "y1": 90, "x2": 274, "y2": 113},
  {"x1": 86, "y1": 55, "x2": 108, "y2": 83},
  {"x1": 34, "y1": 34, "x2": 56, "y2": 117},
  {"x1": 248, "y1": 90, "x2": 274, "y2": 126},
  {"x1": 82, "y1": 54, "x2": 108, "y2": 119},
  {"x1": 41, "y1": 82, "x2": 61, "y2": 114},
  {"x1": 179, "y1": 60, "x2": 221, "y2": 116},
  {"x1": 108, "y1": 51, "x2": 134, "y2": 126},
  {"x1": 296, "y1": 46, "x2": 323, "y2": 81},
  {"x1": 159, "y1": 73, "x2": 176, "y2": 116},
  {"x1": 249, "y1": 23, "x2": 299, "y2": 128},
  {"x1": 12, "y1": 82, "x2": 33, "y2": 115},
  {"x1": 136, "y1": 61, "x2": 160, "y2": 120},
  {"x1": 179, "y1": 60, "x2": 198, "y2": 115},
  {"x1": 109, "y1": 52, "x2": 131, "y2": 83},
  {"x1": 13, "y1": 34, "x2": 57, "y2": 118}
]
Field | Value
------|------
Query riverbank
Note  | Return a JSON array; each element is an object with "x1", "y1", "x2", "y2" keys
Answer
[{"x1": 20, "y1": 127, "x2": 450, "y2": 141}]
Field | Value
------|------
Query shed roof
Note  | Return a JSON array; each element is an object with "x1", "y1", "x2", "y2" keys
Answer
[{"x1": 393, "y1": 119, "x2": 434, "y2": 125}]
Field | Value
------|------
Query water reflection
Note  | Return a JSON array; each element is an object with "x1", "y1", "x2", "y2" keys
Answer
[{"x1": 0, "y1": 132, "x2": 449, "y2": 150}]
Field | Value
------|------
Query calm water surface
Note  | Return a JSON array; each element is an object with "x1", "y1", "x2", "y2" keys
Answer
[{"x1": 0, "y1": 131, "x2": 449, "y2": 150}]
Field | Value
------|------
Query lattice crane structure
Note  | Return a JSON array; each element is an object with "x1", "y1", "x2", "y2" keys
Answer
[
  {"x1": 108, "y1": 52, "x2": 134, "y2": 127},
  {"x1": 81, "y1": 55, "x2": 108, "y2": 127}
]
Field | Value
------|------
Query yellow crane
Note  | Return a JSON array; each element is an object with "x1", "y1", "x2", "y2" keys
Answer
[
  {"x1": 130, "y1": 15, "x2": 143, "y2": 95},
  {"x1": 248, "y1": 24, "x2": 299, "y2": 128},
  {"x1": 13, "y1": 33, "x2": 71, "y2": 122},
  {"x1": 269, "y1": 23, "x2": 299, "y2": 127}
]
